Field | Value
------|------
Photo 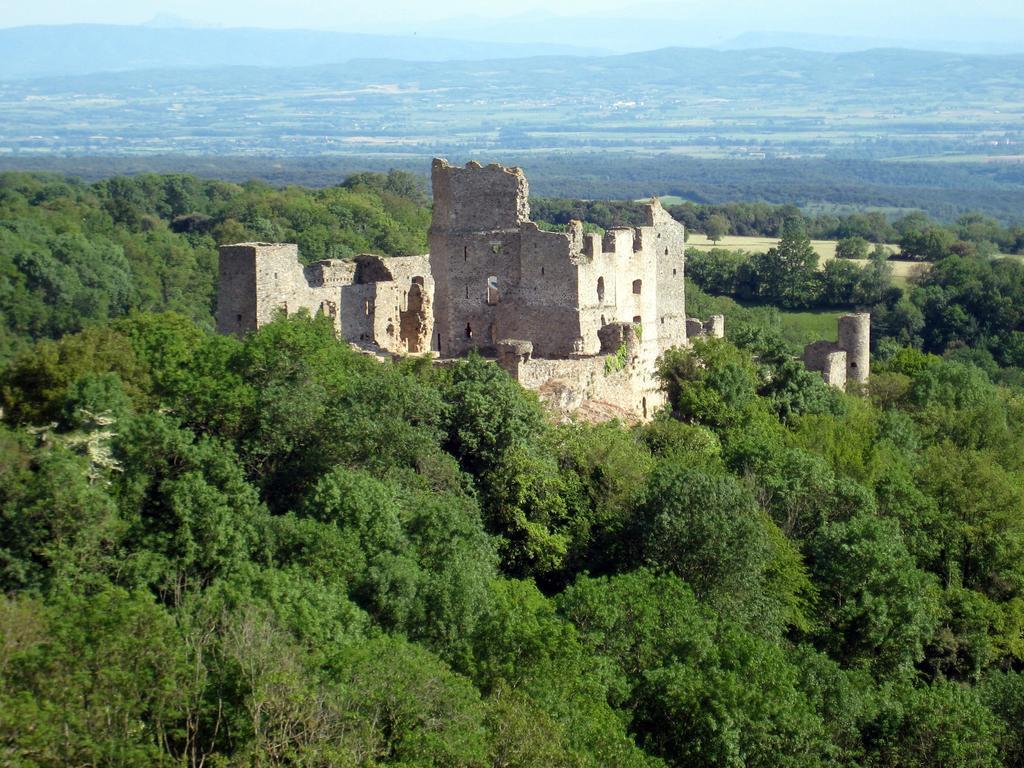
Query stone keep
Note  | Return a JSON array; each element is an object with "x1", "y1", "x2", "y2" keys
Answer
[{"x1": 426, "y1": 158, "x2": 695, "y2": 417}]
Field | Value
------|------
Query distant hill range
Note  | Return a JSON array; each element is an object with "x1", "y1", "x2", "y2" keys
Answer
[
  {"x1": 14, "y1": 44, "x2": 1024, "y2": 92},
  {"x1": 0, "y1": 24, "x2": 608, "y2": 80},
  {"x1": 715, "y1": 31, "x2": 1024, "y2": 55}
]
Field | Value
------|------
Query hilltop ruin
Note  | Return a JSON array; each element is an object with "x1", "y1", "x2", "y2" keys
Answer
[{"x1": 217, "y1": 159, "x2": 740, "y2": 418}]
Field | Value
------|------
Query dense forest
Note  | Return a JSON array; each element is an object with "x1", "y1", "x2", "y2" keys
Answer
[
  {"x1": 2, "y1": 170, "x2": 1024, "y2": 766},
  {"x1": 0, "y1": 171, "x2": 428, "y2": 363}
]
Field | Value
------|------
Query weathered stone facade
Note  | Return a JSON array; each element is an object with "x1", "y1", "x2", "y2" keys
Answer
[
  {"x1": 427, "y1": 158, "x2": 691, "y2": 418},
  {"x1": 216, "y1": 158, "x2": 714, "y2": 419},
  {"x1": 803, "y1": 313, "x2": 871, "y2": 388},
  {"x1": 217, "y1": 244, "x2": 433, "y2": 354}
]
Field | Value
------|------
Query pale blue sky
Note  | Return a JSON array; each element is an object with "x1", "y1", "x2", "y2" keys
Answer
[{"x1": 2, "y1": 0, "x2": 1023, "y2": 49}]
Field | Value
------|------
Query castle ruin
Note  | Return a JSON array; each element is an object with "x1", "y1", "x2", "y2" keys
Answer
[{"x1": 216, "y1": 159, "x2": 738, "y2": 419}]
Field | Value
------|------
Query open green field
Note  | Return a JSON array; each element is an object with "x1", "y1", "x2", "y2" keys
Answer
[
  {"x1": 686, "y1": 282, "x2": 842, "y2": 352},
  {"x1": 687, "y1": 233, "x2": 853, "y2": 260}
]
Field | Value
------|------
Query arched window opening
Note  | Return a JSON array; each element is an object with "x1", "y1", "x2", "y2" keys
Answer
[
  {"x1": 465, "y1": 323, "x2": 473, "y2": 339},
  {"x1": 486, "y1": 276, "x2": 500, "y2": 305},
  {"x1": 632, "y1": 279, "x2": 642, "y2": 295}
]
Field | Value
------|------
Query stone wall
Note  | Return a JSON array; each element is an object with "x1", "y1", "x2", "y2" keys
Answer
[
  {"x1": 216, "y1": 243, "x2": 430, "y2": 355},
  {"x1": 686, "y1": 314, "x2": 725, "y2": 340},
  {"x1": 498, "y1": 344, "x2": 664, "y2": 420},
  {"x1": 217, "y1": 243, "x2": 347, "y2": 336}
]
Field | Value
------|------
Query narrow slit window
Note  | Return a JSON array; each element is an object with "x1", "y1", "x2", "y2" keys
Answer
[{"x1": 597, "y1": 276, "x2": 605, "y2": 303}]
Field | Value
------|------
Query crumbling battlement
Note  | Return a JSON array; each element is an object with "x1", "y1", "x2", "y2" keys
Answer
[
  {"x1": 804, "y1": 313, "x2": 870, "y2": 389},
  {"x1": 686, "y1": 315, "x2": 725, "y2": 341},
  {"x1": 431, "y1": 159, "x2": 529, "y2": 233}
]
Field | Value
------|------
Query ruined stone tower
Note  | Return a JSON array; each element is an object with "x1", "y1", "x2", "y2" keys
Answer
[
  {"x1": 837, "y1": 312, "x2": 870, "y2": 384},
  {"x1": 803, "y1": 312, "x2": 871, "y2": 389},
  {"x1": 429, "y1": 160, "x2": 531, "y2": 357}
]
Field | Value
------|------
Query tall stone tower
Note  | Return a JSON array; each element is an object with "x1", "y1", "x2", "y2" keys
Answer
[
  {"x1": 428, "y1": 159, "x2": 530, "y2": 356},
  {"x1": 838, "y1": 312, "x2": 870, "y2": 384}
]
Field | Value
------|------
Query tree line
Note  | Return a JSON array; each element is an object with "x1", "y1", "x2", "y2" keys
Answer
[
  {"x1": 534, "y1": 196, "x2": 1024, "y2": 256},
  {"x1": 684, "y1": 217, "x2": 1024, "y2": 374}
]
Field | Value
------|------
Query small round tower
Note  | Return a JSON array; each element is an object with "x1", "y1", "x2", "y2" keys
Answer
[{"x1": 837, "y1": 313, "x2": 870, "y2": 384}]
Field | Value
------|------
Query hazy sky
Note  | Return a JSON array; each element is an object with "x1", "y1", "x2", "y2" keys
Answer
[{"x1": 3, "y1": 0, "x2": 1024, "y2": 29}]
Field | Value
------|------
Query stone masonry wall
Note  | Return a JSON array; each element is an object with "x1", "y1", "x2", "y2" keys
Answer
[
  {"x1": 217, "y1": 243, "x2": 430, "y2": 355},
  {"x1": 426, "y1": 158, "x2": 690, "y2": 417}
]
